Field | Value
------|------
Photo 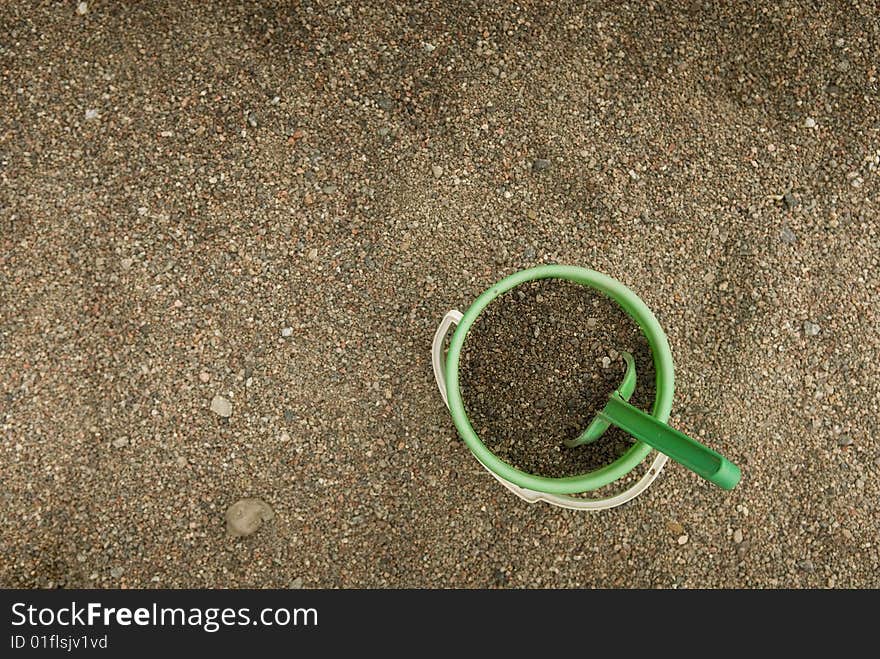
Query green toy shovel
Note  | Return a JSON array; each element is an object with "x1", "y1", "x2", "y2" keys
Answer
[{"x1": 566, "y1": 351, "x2": 741, "y2": 490}]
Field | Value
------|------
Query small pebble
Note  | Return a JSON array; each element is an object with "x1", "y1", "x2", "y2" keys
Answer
[
  {"x1": 837, "y1": 435, "x2": 853, "y2": 447},
  {"x1": 281, "y1": 327, "x2": 294, "y2": 338},
  {"x1": 76, "y1": 2, "x2": 88, "y2": 16},
  {"x1": 733, "y1": 529, "x2": 744, "y2": 543},
  {"x1": 431, "y1": 164, "x2": 443, "y2": 179},
  {"x1": 322, "y1": 184, "x2": 337, "y2": 194},
  {"x1": 783, "y1": 191, "x2": 798, "y2": 209},
  {"x1": 291, "y1": 577, "x2": 304, "y2": 589},
  {"x1": 780, "y1": 225, "x2": 797, "y2": 244},
  {"x1": 111, "y1": 437, "x2": 128, "y2": 448},
  {"x1": 677, "y1": 534, "x2": 689, "y2": 545},
  {"x1": 85, "y1": 108, "x2": 99, "y2": 121},
  {"x1": 225, "y1": 498, "x2": 275, "y2": 537},
  {"x1": 210, "y1": 395, "x2": 232, "y2": 417},
  {"x1": 247, "y1": 113, "x2": 258, "y2": 128},
  {"x1": 198, "y1": 371, "x2": 211, "y2": 383},
  {"x1": 532, "y1": 158, "x2": 551, "y2": 172},
  {"x1": 803, "y1": 320, "x2": 821, "y2": 336},
  {"x1": 803, "y1": 117, "x2": 816, "y2": 129},
  {"x1": 110, "y1": 566, "x2": 124, "y2": 579}
]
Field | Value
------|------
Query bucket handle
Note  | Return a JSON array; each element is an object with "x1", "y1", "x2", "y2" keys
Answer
[
  {"x1": 431, "y1": 309, "x2": 668, "y2": 511},
  {"x1": 431, "y1": 309, "x2": 463, "y2": 407}
]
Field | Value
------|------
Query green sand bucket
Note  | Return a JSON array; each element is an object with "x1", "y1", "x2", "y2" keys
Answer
[{"x1": 431, "y1": 265, "x2": 741, "y2": 511}]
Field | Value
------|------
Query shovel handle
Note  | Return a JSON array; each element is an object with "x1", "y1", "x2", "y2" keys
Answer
[{"x1": 600, "y1": 394, "x2": 741, "y2": 490}]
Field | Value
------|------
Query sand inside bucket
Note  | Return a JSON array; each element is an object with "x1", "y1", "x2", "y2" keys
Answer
[{"x1": 458, "y1": 278, "x2": 657, "y2": 479}]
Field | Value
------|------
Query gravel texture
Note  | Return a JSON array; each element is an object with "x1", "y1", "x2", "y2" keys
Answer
[
  {"x1": 458, "y1": 279, "x2": 655, "y2": 478},
  {"x1": 1, "y1": 1, "x2": 878, "y2": 588}
]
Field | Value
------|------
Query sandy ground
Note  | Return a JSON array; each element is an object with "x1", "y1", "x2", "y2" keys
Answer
[{"x1": 1, "y1": 1, "x2": 878, "y2": 588}]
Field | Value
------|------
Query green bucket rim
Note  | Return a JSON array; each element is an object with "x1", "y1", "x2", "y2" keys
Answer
[{"x1": 445, "y1": 264, "x2": 675, "y2": 494}]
